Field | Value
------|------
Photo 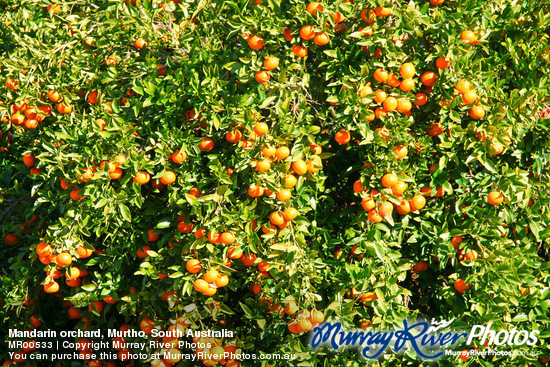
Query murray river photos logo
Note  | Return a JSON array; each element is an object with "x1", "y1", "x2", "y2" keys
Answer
[{"x1": 309, "y1": 319, "x2": 540, "y2": 360}]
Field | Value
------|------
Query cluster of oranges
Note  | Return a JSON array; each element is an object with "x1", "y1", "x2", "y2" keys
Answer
[
  {"x1": 189, "y1": 263, "x2": 230, "y2": 296},
  {"x1": 284, "y1": 301, "x2": 325, "y2": 334},
  {"x1": 355, "y1": 173, "x2": 426, "y2": 223}
]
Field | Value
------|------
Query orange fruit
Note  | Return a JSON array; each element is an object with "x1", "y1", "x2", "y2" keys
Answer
[
  {"x1": 292, "y1": 160, "x2": 308, "y2": 175},
  {"x1": 391, "y1": 181, "x2": 407, "y2": 195},
  {"x1": 284, "y1": 174, "x2": 297, "y2": 188},
  {"x1": 396, "y1": 99, "x2": 412, "y2": 113},
  {"x1": 215, "y1": 274, "x2": 229, "y2": 287},
  {"x1": 375, "y1": 6, "x2": 391, "y2": 17},
  {"x1": 89, "y1": 301, "x2": 104, "y2": 313},
  {"x1": 255, "y1": 71, "x2": 270, "y2": 83},
  {"x1": 199, "y1": 137, "x2": 215, "y2": 151},
  {"x1": 399, "y1": 78, "x2": 415, "y2": 92},
  {"x1": 353, "y1": 180, "x2": 366, "y2": 193},
  {"x1": 409, "y1": 195, "x2": 426, "y2": 211},
  {"x1": 395, "y1": 200, "x2": 411, "y2": 215},
  {"x1": 426, "y1": 122, "x2": 444, "y2": 136},
  {"x1": 420, "y1": 72, "x2": 437, "y2": 87},
  {"x1": 373, "y1": 69, "x2": 388, "y2": 83},
  {"x1": 453, "y1": 279, "x2": 471, "y2": 293},
  {"x1": 335, "y1": 129, "x2": 351, "y2": 144},
  {"x1": 306, "y1": 2, "x2": 323, "y2": 15},
  {"x1": 36, "y1": 242, "x2": 52, "y2": 257},
  {"x1": 56, "y1": 252, "x2": 72, "y2": 267},
  {"x1": 361, "y1": 197, "x2": 376, "y2": 211},
  {"x1": 464, "y1": 250, "x2": 478, "y2": 261},
  {"x1": 314, "y1": 32, "x2": 330, "y2": 46},
  {"x1": 220, "y1": 232, "x2": 236, "y2": 244},
  {"x1": 256, "y1": 159, "x2": 271, "y2": 171},
  {"x1": 241, "y1": 252, "x2": 257, "y2": 266},
  {"x1": 435, "y1": 57, "x2": 451, "y2": 69},
  {"x1": 248, "y1": 35, "x2": 264, "y2": 50},
  {"x1": 455, "y1": 80, "x2": 471, "y2": 94},
  {"x1": 77, "y1": 246, "x2": 93, "y2": 258},
  {"x1": 292, "y1": 45, "x2": 308, "y2": 58},
  {"x1": 248, "y1": 184, "x2": 264, "y2": 197},
  {"x1": 470, "y1": 105, "x2": 485, "y2": 119},
  {"x1": 367, "y1": 209, "x2": 383, "y2": 223},
  {"x1": 386, "y1": 73, "x2": 400, "y2": 87},
  {"x1": 44, "y1": 281, "x2": 60, "y2": 293},
  {"x1": 189, "y1": 187, "x2": 201, "y2": 197},
  {"x1": 204, "y1": 269, "x2": 219, "y2": 283},
  {"x1": 264, "y1": 56, "x2": 279, "y2": 70},
  {"x1": 277, "y1": 189, "x2": 292, "y2": 201},
  {"x1": 148, "y1": 228, "x2": 160, "y2": 242},
  {"x1": 134, "y1": 38, "x2": 147, "y2": 49},
  {"x1": 373, "y1": 90, "x2": 387, "y2": 103},
  {"x1": 171, "y1": 150, "x2": 187, "y2": 163},
  {"x1": 487, "y1": 191, "x2": 504, "y2": 205},
  {"x1": 460, "y1": 31, "x2": 477, "y2": 44},
  {"x1": 462, "y1": 90, "x2": 478, "y2": 105},
  {"x1": 383, "y1": 97, "x2": 397, "y2": 111},
  {"x1": 254, "y1": 122, "x2": 269, "y2": 135},
  {"x1": 228, "y1": 246, "x2": 243, "y2": 259},
  {"x1": 225, "y1": 129, "x2": 242, "y2": 143},
  {"x1": 399, "y1": 63, "x2": 415, "y2": 79},
  {"x1": 361, "y1": 292, "x2": 378, "y2": 303},
  {"x1": 160, "y1": 171, "x2": 176, "y2": 185},
  {"x1": 412, "y1": 260, "x2": 428, "y2": 272},
  {"x1": 284, "y1": 300, "x2": 298, "y2": 315},
  {"x1": 361, "y1": 9, "x2": 376, "y2": 23},
  {"x1": 299, "y1": 26, "x2": 316, "y2": 40},
  {"x1": 47, "y1": 90, "x2": 62, "y2": 102},
  {"x1": 275, "y1": 146, "x2": 290, "y2": 160},
  {"x1": 381, "y1": 173, "x2": 398, "y2": 188},
  {"x1": 177, "y1": 221, "x2": 193, "y2": 233},
  {"x1": 133, "y1": 171, "x2": 150, "y2": 185},
  {"x1": 269, "y1": 212, "x2": 285, "y2": 226},
  {"x1": 378, "y1": 202, "x2": 393, "y2": 216},
  {"x1": 262, "y1": 145, "x2": 276, "y2": 157},
  {"x1": 137, "y1": 245, "x2": 152, "y2": 258},
  {"x1": 393, "y1": 145, "x2": 408, "y2": 159},
  {"x1": 413, "y1": 93, "x2": 427, "y2": 106},
  {"x1": 23, "y1": 154, "x2": 36, "y2": 167},
  {"x1": 283, "y1": 207, "x2": 299, "y2": 221}
]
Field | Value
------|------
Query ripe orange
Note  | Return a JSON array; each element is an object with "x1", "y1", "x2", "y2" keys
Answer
[
  {"x1": 215, "y1": 274, "x2": 229, "y2": 287},
  {"x1": 373, "y1": 90, "x2": 387, "y2": 103},
  {"x1": 413, "y1": 93, "x2": 428, "y2": 106},
  {"x1": 228, "y1": 246, "x2": 243, "y2": 259},
  {"x1": 270, "y1": 212, "x2": 285, "y2": 226},
  {"x1": 361, "y1": 291, "x2": 378, "y2": 303},
  {"x1": 487, "y1": 191, "x2": 504, "y2": 205},
  {"x1": 171, "y1": 150, "x2": 187, "y2": 163},
  {"x1": 134, "y1": 38, "x2": 147, "y2": 49},
  {"x1": 70, "y1": 189, "x2": 83, "y2": 201},
  {"x1": 87, "y1": 90, "x2": 98, "y2": 105},
  {"x1": 133, "y1": 171, "x2": 150, "y2": 185},
  {"x1": 177, "y1": 221, "x2": 193, "y2": 233},
  {"x1": 435, "y1": 57, "x2": 451, "y2": 69},
  {"x1": 314, "y1": 32, "x2": 330, "y2": 46},
  {"x1": 199, "y1": 137, "x2": 215, "y2": 151},
  {"x1": 248, "y1": 35, "x2": 264, "y2": 50},
  {"x1": 189, "y1": 187, "x2": 201, "y2": 197},
  {"x1": 378, "y1": 202, "x2": 393, "y2": 216},
  {"x1": 292, "y1": 160, "x2": 308, "y2": 175},
  {"x1": 300, "y1": 26, "x2": 316, "y2": 40},
  {"x1": 137, "y1": 245, "x2": 152, "y2": 258},
  {"x1": 284, "y1": 300, "x2": 298, "y2": 315},
  {"x1": 140, "y1": 317, "x2": 155, "y2": 334},
  {"x1": 56, "y1": 252, "x2": 72, "y2": 267},
  {"x1": 470, "y1": 105, "x2": 485, "y2": 119},
  {"x1": 255, "y1": 71, "x2": 270, "y2": 83},
  {"x1": 464, "y1": 250, "x2": 478, "y2": 261},
  {"x1": 409, "y1": 195, "x2": 426, "y2": 211},
  {"x1": 220, "y1": 232, "x2": 236, "y2": 244},
  {"x1": 455, "y1": 79, "x2": 471, "y2": 94},
  {"x1": 393, "y1": 145, "x2": 408, "y2": 159},
  {"x1": 383, "y1": 97, "x2": 397, "y2": 111},
  {"x1": 462, "y1": 90, "x2": 478, "y2": 105},
  {"x1": 23, "y1": 154, "x2": 35, "y2": 167},
  {"x1": 56, "y1": 103, "x2": 72, "y2": 114},
  {"x1": 335, "y1": 129, "x2": 351, "y2": 144},
  {"x1": 226, "y1": 129, "x2": 242, "y2": 143},
  {"x1": 375, "y1": 6, "x2": 391, "y2": 17},
  {"x1": 361, "y1": 197, "x2": 376, "y2": 211},
  {"x1": 381, "y1": 173, "x2": 398, "y2": 188},
  {"x1": 264, "y1": 56, "x2": 279, "y2": 70},
  {"x1": 454, "y1": 279, "x2": 471, "y2": 293},
  {"x1": 48, "y1": 90, "x2": 62, "y2": 102},
  {"x1": 367, "y1": 209, "x2": 383, "y2": 223},
  {"x1": 460, "y1": 30, "x2": 477, "y2": 44},
  {"x1": 36, "y1": 242, "x2": 52, "y2": 257},
  {"x1": 77, "y1": 246, "x2": 93, "y2": 258},
  {"x1": 262, "y1": 145, "x2": 276, "y2": 157},
  {"x1": 306, "y1": 2, "x2": 323, "y2": 15},
  {"x1": 256, "y1": 159, "x2": 271, "y2": 171},
  {"x1": 148, "y1": 229, "x2": 160, "y2": 242},
  {"x1": 24, "y1": 107, "x2": 37, "y2": 119},
  {"x1": 275, "y1": 146, "x2": 290, "y2": 160},
  {"x1": 44, "y1": 281, "x2": 60, "y2": 293},
  {"x1": 426, "y1": 122, "x2": 444, "y2": 136},
  {"x1": 284, "y1": 174, "x2": 297, "y2": 188},
  {"x1": 373, "y1": 69, "x2": 388, "y2": 83},
  {"x1": 399, "y1": 79, "x2": 415, "y2": 92},
  {"x1": 391, "y1": 181, "x2": 407, "y2": 195},
  {"x1": 292, "y1": 45, "x2": 308, "y2": 58},
  {"x1": 420, "y1": 72, "x2": 437, "y2": 87},
  {"x1": 361, "y1": 9, "x2": 376, "y2": 23},
  {"x1": 400, "y1": 63, "x2": 415, "y2": 79},
  {"x1": 283, "y1": 207, "x2": 299, "y2": 221},
  {"x1": 277, "y1": 189, "x2": 292, "y2": 201},
  {"x1": 248, "y1": 184, "x2": 264, "y2": 197},
  {"x1": 89, "y1": 301, "x2": 104, "y2": 313},
  {"x1": 160, "y1": 171, "x2": 176, "y2": 185},
  {"x1": 396, "y1": 99, "x2": 412, "y2": 113},
  {"x1": 254, "y1": 122, "x2": 269, "y2": 135},
  {"x1": 204, "y1": 269, "x2": 219, "y2": 283},
  {"x1": 395, "y1": 200, "x2": 411, "y2": 215},
  {"x1": 412, "y1": 260, "x2": 428, "y2": 272},
  {"x1": 241, "y1": 253, "x2": 257, "y2": 266},
  {"x1": 11, "y1": 113, "x2": 25, "y2": 126}
]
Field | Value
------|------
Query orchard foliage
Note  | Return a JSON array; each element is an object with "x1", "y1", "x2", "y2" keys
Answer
[{"x1": 1, "y1": 0, "x2": 550, "y2": 366}]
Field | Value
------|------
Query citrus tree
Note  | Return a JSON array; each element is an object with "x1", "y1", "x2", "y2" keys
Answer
[{"x1": 1, "y1": 0, "x2": 550, "y2": 366}]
